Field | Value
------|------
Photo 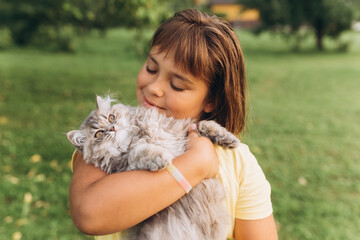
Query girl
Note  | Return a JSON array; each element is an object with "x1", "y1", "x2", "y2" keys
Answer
[{"x1": 70, "y1": 9, "x2": 278, "y2": 240}]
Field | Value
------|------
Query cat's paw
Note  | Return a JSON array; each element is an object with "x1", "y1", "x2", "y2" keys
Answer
[
  {"x1": 198, "y1": 121, "x2": 240, "y2": 148},
  {"x1": 146, "y1": 152, "x2": 170, "y2": 171},
  {"x1": 129, "y1": 144, "x2": 173, "y2": 171}
]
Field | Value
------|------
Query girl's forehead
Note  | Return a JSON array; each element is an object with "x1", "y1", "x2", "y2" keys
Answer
[
  {"x1": 148, "y1": 47, "x2": 181, "y2": 69},
  {"x1": 149, "y1": 46, "x2": 174, "y2": 60}
]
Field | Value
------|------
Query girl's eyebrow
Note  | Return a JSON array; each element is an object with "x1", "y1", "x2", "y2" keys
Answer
[
  {"x1": 173, "y1": 73, "x2": 193, "y2": 85},
  {"x1": 148, "y1": 54, "x2": 158, "y2": 64}
]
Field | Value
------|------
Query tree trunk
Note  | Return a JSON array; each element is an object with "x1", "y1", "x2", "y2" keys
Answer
[
  {"x1": 314, "y1": 19, "x2": 324, "y2": 51},
  {"x1": 315, "y1": 30, "x2": 323, "y2": 51}
]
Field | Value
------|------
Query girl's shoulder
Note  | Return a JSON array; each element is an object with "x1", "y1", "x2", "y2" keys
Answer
[
  {"x1": 215, "y1": 142, "x2": 259, "y2": 171},
  {"x1": 215, "y1": 142, "x2": 269, "y2": 190}
]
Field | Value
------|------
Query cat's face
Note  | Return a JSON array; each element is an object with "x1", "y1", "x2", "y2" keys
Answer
[{"x1": 67, "y1": 96, "x2": 134, "y2": 161}]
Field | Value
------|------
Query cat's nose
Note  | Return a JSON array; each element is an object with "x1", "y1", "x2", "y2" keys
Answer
[{"x1": 110, "y1": 126, "x2": 115, "y2": 132}]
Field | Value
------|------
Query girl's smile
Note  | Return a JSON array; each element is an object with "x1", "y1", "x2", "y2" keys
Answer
[{"x1": 142, "y1": 95, "x2": 165, "y2": 110}]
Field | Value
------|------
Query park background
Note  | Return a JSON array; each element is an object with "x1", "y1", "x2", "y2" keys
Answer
[{"x1": 0, "y1": 0, "x2": 359, "y2": 239}]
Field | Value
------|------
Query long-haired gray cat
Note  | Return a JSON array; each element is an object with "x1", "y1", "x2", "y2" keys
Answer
[{"x1": 67, "y1": 96, "x2": 240, "y2": 240}]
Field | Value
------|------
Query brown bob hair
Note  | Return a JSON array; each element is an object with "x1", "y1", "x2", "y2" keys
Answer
[{"x1": 150, "y1": 9, "x2": 247, "y2": 135}]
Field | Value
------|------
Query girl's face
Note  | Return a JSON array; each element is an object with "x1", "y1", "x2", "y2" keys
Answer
[{"x1": 136, "y1": 46, "x2": 213, "y2": 120}]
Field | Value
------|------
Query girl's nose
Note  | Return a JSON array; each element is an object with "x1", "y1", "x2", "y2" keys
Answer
[{"x1": 148, "y1": 77, "x2": 164, "y2": 97}]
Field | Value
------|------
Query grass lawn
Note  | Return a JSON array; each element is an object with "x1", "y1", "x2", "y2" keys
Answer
[{"x1": 0, "y1": 28, "x2": 359, "y2": 239}]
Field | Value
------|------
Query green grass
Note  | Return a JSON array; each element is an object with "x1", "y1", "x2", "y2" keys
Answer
[
  {"x1": 0, "y1": 28, "x2": 359, "y2": 239},
  {"x1": 240, "y1": 31, "x2": 360, "y2": 239}
]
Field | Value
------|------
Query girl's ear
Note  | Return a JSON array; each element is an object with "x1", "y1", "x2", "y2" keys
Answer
[
  {"x1": 67, "y1": 130, "x2": 85, "y2": 150},
  {"x1": 204, "y1": 101, "x2": 215, "y2": 113}
]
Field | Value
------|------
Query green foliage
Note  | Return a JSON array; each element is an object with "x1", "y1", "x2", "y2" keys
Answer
[
  {"x1": 353, "y1": 0, "x2": 360, "y2": 20},
  {"x1": 0, "y1": 0, "x2": 67, "y2": 45},
  {"x1": 29, "y1": 25, "x2": 76, "y2": 52},
  {"x1": 0, "y1": 0, "x2": 194, "y2": 52},
  {"x1": 0, "y1": 28, "x2": 12, "y2": 49},
  {"x1": 239, "y1": 0, "x2": 354, "y2": 50}
]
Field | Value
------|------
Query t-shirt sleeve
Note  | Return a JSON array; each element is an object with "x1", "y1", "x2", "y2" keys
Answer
[
  {"x1": 70, "y1": 150, "x2": 78, "y2": 172},
  {"x1": 235, "y1": 145, "x2": 273, "y2": 220}
]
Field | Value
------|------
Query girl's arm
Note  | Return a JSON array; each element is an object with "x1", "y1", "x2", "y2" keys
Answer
[
  {"x1": 234, "y1": 214, "x2": 278, "y2": 240},
  {"x1": 69, "y1": 130, "x2": 219, "y2": 235}
]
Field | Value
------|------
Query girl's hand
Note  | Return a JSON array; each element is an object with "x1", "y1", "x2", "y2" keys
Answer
[{"x1": 186, "y1": 124, "x2": 219, "y2": 178}]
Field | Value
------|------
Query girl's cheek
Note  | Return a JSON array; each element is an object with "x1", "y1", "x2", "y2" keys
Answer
[
  {"x1": 137, "y1": 65, "x2": 146, "y2": 81},
  {"x1": 138, "y1": 71, "x2": 152, "y2": 89}
]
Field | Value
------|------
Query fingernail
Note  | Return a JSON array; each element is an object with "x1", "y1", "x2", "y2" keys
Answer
[{"x1": 189, "y1": 123, "x2": 197, "y2": 131}]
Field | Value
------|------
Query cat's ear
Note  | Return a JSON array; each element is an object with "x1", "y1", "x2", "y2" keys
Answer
[
  {"x1": 67, "y1": 130, "x2": 85, "y2": 150},
  {"x1": 96, "y1": 95, "x2": 112, "y2": 113}
]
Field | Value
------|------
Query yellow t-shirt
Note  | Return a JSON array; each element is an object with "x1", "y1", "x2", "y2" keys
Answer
[{"x1": 71, "y1": 143, "x2": 273, "y2": 239}]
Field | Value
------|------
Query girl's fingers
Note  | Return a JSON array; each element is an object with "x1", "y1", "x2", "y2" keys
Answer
[
  {"x1": 189, "y1": 123, "x2": 197, "y2": 132},
  {"x1": 187, "y1": 123, "x2": 199, "y2": 139}
]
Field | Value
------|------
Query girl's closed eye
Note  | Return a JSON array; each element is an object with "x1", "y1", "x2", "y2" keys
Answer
[
  {"x1": 146, "y1": 65, "x2": 157, "y2": 74},
  {"x1": 170, "y1": 80, "x2": 185, "y2": 91}
]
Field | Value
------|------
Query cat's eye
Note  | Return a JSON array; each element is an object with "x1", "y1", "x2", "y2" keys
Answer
[
  {"x1": 108, "y1": 114, "x2": 115, "y2": 123},
  {"x1": 94, "y1": 130, "x2": 104, "y2": 138}
]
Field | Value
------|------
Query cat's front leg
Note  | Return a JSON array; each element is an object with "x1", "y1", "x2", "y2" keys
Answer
[
  {"x1": 198, "y1": 120, "x2": 240, "y2": 148},
  {"x1": 127, "y1": 141, "x2": 174, "y2": 171}
]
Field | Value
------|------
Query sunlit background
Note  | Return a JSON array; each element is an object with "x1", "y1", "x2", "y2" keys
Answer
[{"x1": 1, "y1": 0, "x2": 359, "y2": 239}]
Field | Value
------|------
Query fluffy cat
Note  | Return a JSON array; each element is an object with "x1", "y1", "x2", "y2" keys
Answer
[{"x1": 67, "y1": 96, "x2": 240, "y2": 240}]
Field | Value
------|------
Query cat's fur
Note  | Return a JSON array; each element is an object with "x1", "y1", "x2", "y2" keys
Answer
[{"x1": 67, "y1": 96, "x2": 240, "y2": 240}]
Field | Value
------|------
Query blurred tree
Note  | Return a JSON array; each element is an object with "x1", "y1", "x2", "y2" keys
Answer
[
  {"x1": 351, "y1": 0, "x2": 360, "y2": 20},
  {"x1": 238, "y1": 0, "x2": 354, "y2": 50},
  {"x1": 62, "y1": 0, "x2": 166, "y2": 36},
  {"x1": 0, "y1": 0, "x2": 67, "y2": 45},
  {"x1": 0, "y1": 0, "x2": 194, "y2": 50}
]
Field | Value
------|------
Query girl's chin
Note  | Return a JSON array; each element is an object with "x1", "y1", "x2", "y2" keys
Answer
[{"x1": 154, "y1": 107, "x2": 166, "y2": 114}]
